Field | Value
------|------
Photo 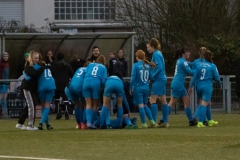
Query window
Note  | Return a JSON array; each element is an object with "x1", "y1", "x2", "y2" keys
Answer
[{"x1": 54, "y1": 0, "x2": 116, "y2": 20}]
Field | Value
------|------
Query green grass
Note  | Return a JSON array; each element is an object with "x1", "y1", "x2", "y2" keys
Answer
[{"x1": 0, "y1": 114, "x2": 240, "y2": 160}]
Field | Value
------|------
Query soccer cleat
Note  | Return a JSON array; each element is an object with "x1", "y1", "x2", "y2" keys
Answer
[
  {"x1": 38, "y1": 123, "x2": 43, "y2": 130},
  {"x1": 16, "y1": 124, "x2": 27, "y2": 130},
  {"x1": 208, "y1": 120, "x2": 218, "y2": 127},
  {"x1": 139, "y1": 124, "x2": 148, "y2": 129},
  {"x1": 160, "y1": 123, "x2": 170, "y2": 128},
  {"x1": 125, "y1": 124, "x2": 138, "y2": 129},
  {"x1": 56, "y1": 114, "x2": 62, "y2": 120},
  {"x1": 197, "y1": 122, "x2": 206, "y2": 128},
  {"x1": 81, "y1": 123, "x2": 87, "y2": 129},
  {"x1": 189, "y1": 118, "x2": 198, "y2": 126},
  {"x1": 158, "y1": 120, "x2": 164, "y2": 126},
  {"x1": 76, "y1": 124, "x2": 79, "y2": 129},
  {"x1": 149, "y1": 120, "x2": 156, "y2": 128},
  {"x1": 87, "y1": 124, "x2": 97, "y2": 129},
  {"x1": 203, "y1": 121, "x2": 208, "y2": 126},
  {"x1": 27, "y1": 126, "x2": 39, "y2": 131},
  {"x1": 47, "y1": 125, "x2": 53, "y2": 130}
]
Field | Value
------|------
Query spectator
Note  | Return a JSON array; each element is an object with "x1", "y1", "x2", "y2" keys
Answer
[
  {"x1": 45, "y1": 50, "x2": 55, "y2": 65},
  {"x1": 0, "y1": 52, "x2": 9, "y2": 118},
  {"x1": 16, "y1": 52, "x2": 29, "y2": 78},
  {"x1": 87, "y1": 46, "x2": 101, "y2": 62},
  {"x1": 50, "y1": 52, "x2": 74, "y2": 119},
  {"x1": 117, "y1": 49, "x2": 128, "y2": 77},
  {"x1": 70, "y1": 54, "x2": 86, "y2": 72},
  {"x1": 108, "y1": 52, "x2": 122, "y2": 76}
]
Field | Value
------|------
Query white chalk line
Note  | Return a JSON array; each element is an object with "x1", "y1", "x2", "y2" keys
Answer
[{"x1": 0, "y1": 155, "x2": 67, "y2": 160}]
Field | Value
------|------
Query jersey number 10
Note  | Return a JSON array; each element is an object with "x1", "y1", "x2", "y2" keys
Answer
[
  {"x1": 140, "y1": 70, "x2": 149, "y2": 82},
  {"x1": 44, "y1": 69, "x2": 52, "y2": 77}
]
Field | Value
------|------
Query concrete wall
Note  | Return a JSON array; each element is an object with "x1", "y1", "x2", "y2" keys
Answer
[{"x1": 24, "y1": 0, "x2": 54, "y2": 28}]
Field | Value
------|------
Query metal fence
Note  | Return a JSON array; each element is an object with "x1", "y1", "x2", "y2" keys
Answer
[
  {"x1": 124, "y1": 75, "x2": 239, "y2": 113},
  {"x1": 0, "y1": 79, "x2": 25, "y2": 118}
]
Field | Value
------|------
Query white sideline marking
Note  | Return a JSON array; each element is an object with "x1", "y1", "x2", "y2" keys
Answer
[{"x1": 0, "y1": 155, "x2": 67, "y2": 160}]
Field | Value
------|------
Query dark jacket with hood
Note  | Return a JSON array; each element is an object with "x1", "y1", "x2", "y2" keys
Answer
[
  {"x1": 108, "y1": 58, "x2": 122, "y2": 76},
  {"x1": 118, "y1": 57, "x2": 128, "y2": 77},
  {"x1": 70, "y1": 59, "x2": 86, "y2": 72},
  {"x1": 21, "y1": 62, "x2": 45, "y2": 93},
  {"x1": 50, "y1": 60, "x2": 74, "y2": 91}
]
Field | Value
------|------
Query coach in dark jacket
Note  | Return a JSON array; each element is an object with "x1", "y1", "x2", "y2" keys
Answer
[
  {"x1": 117, "y1": 49, "x2": 128, "y2": 77},
  {"x1": 51, "y1": 53, "x2": 74, "y2": 99}
]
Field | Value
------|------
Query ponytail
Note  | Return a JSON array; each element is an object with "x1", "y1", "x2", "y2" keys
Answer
[{"x1": 143, "y1": 59, "x2": 156, "y2": 69}]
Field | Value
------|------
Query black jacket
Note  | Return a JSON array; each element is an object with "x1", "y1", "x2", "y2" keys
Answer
[
  {"x1": 45, "y1": 56, "x2": 55, "y2": 65},
  {"x1": 17, "y1": 60, "x2": 26, "y2": 78},
  {"x1": 108, "y1": 58, "x2": 122, "y2": 76},
  {"x1": 21, "y1": 62, "x2": 45, "y2": 93},
  {"x1": 70, "y1": 59, "x2": 86, "y2": 72},
  {"x1": 50, "y1": 60, "x2": 74, "y2": 91},
  {"x1": 118, "y1": 57, "x2": 128, "y2": 77},
  {"x1": 87, "y1": 54, "x2": 100, "y2": 62}
]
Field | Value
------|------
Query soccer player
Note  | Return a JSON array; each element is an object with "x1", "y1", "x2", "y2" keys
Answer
[
  {"x1": 130, "y1": 50, "x2": 156, "y2": 128},
  {"x1": 83, "y1": 55, "x2": 107, "y2": 129},
  {"x1": 37, "y1": 62, "x2": 55, "y2": 130},
  {"x1": 189, "y1": 50, "x2": 221, "y2": 127},
  {"x1": 69, "y1": 62, "x2": 89, "y2": 129},
  {"x1": 161, "y1": 48, "x2": 197, "y2": 126},
  {"x1": 99, "y1": 71, "x2": 133, "y2": 129},
  {"x1": 146, "y1": 38, "x2": 169, "y2": 126}
]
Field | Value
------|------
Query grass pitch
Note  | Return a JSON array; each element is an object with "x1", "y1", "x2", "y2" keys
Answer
[{"x1": 0, "y1": 113, "x2": 240, "y2": 160}]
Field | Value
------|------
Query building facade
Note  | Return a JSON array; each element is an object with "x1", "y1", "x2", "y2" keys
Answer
[{"x1": 0, "y1": 0, "x2": 130, "y2": 33}]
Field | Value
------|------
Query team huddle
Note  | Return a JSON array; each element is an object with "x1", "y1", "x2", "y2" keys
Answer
[{"x1": 15, "y1": 38, "x2": 221, "y2": 130}]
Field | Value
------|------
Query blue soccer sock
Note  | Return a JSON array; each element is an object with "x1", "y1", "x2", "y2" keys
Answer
[
  {"x1": 144, "y1": 106, "x2": 153, "y2": 121},
  {"x1": 206, "y1": 106, "x2": 212, "y2": 120},
  {"x1": 40, "y1": 107, "x2": 50, "y2": 124},
  {"x1": 83, "y1": 109, "x2": 87, "y2": 124},
  {"x1": 100, "y1": 106, "x2": 108, "y2": 126},
  {"x1": 162, "y1": 104, "x2": 169, "y2": 123},
  {"x1": 184, "y1": 107, "x2": 193, "y2": 121},
  {"x1": 74, "y1": 107, "x2": 81, "y2": 124},
  {"x1": 168, "y1": 106, "x2": 172, "y2": 115},
  {"x1": 139, "y1": 107, "x2": 146, "y2": 124},
  {"x1": 124, "y1": 117, "x2": 132, "y2": 126},
  {"x1": 45, "y1": 116, "x2": 49, "y2": 126},
  {"x1": 105, "y1": 109, "x2": 110, "y2": 126},
  {"x1": 117, "y1": 106, "x2": 123, "y2": 126},
  {"x1": 150, "y1": 103, "x2": 158, "y2": 122},
  {"x1": 199, "y1": 105, "x2": 207, "y2": 122},
  {"x1": 193, "y1": 105, "x2": 200, "y2": 119},
  {"x1": 86, "y1": 108, "x2": 93, "y2": 126},
  {"x1": 91, "y1": 110, "x2": 98, "y2": 124}
]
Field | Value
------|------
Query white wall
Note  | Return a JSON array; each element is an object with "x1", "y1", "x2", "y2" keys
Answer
[{"x1": 24, "y1": 0, "x2": 54, "y2": 28}]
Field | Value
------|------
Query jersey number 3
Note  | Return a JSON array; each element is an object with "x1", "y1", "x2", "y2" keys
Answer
[{"x1": 200, "y1": 69, "x2": 206, "y2": 80}]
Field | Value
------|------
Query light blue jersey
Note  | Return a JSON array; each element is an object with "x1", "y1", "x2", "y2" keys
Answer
[
  {"x1": 84, "y1": 63, "x2": 107, "y2": 86},
  {"x1": 151, "y1": 50, "x2": 166, "y2": 81},
  {"x1": 172, "y1": 58, "x2": 194, "y2": 88},
  {"x1": 38, "y1": 68, "x2": 56, "y2": 92},
  {"x1": 130, "y1": 61, "x2": 151, "y2": 105},
  {"x1": 191, "y1": 58, "x2": 206, "y2": 70},
  {"x1": 104, "y1": 76, "x2": 124, "y2": 98},
  {"x1": 83, "y1": 63, "x2": 107, "y2": 99},
  {"x1": 191, "y1": 62, "x2": 221, "y2": 88},
  {"x1": 130, "y1": 60, "x2": 152, "y2": 90},
  {"x1": 70, "y1": 67, "x2": 86, "y2": 91},
  {"x1": 190, "y1": 62, "x2": 221, "y2": 101}
]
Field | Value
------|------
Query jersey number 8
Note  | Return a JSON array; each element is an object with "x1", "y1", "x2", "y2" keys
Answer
[{"x1": 91, "y1": 66, "x2": 99, "y2": 76}]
